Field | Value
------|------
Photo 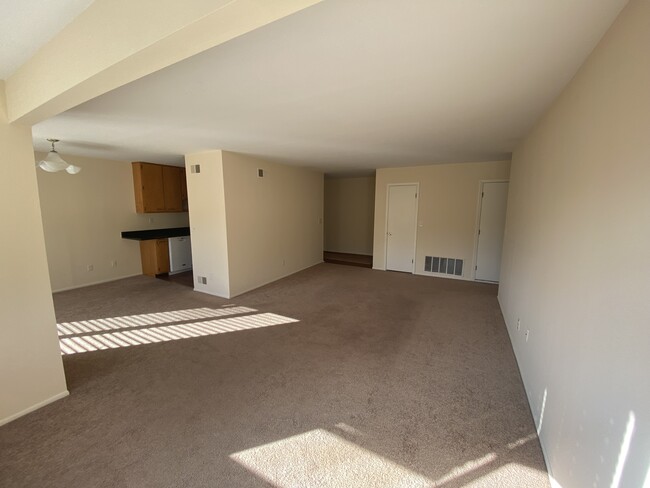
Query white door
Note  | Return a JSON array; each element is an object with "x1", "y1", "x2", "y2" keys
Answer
[
  {"x1": 386, "y1": 184, "x2": 418, "y2": 272},
  {"x1": 475, "y1": 181, "x2": 509, "y2": 282}
]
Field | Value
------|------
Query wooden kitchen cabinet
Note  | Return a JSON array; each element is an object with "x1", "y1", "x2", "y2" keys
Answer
[
  {"x1": 132, "y1": 162, "x2": 165, "y2": 212},
  {"x1": 132, "y1": 162, "x2": 187, "y2": 213},
  {"x1": 162, "y1": 165, "x2": 183, "y2": 212},
  {"x1": 140, "y1": 239, "x2": 170, "y2": 276}
]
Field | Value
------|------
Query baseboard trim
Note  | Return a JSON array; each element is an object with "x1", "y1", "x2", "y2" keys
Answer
[
  {"x1": 497, "y1": 295, "x2": 556, "y2": 488},
  {"x1": 323, "y1": 250, "x2": 373, "y2": 257},
  {"x1": 52, "y1": 274, "x2": 142, "y2": 293},
  {"x1": 229, "y1": 261, "x2": 322, "y2": 298},
  {"x1": 0, "y1": 390, "x2": 69, "y2": 427},
  {"x1": 548, "y1": 473, "x2": 562, "y2": 488},
  {"x1": 415, "y1": 271, "x2": 474, "y2": 282}
]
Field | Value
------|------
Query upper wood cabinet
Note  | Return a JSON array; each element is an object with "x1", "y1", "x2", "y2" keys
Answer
[
  {"x1": 132, "y1": 162, "x2": 187, "y2": 213},
  {"x1": 162, "y1": 165, "x2": 183, "y2": 212}
]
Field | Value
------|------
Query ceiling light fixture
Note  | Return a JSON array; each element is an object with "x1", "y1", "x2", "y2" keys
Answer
[{"x1": 37, "y1": 139, "x2": 81, "y2": 174}]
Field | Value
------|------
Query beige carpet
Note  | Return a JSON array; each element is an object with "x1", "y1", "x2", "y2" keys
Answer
[{"x1": 0, "y1": 264, "x2": 550, "y2": 487}]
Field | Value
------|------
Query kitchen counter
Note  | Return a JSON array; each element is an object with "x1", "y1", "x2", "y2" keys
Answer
[{"x1": 121, "y1": 227, "x2": 190, "y2": 241}]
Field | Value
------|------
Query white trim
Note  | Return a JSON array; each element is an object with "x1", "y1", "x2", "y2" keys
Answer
[
  {"x1": 323, "y1": 251, "x2": 373, "y2": 257},
  {"x1": 194, "y1": 261, "x2": 323, "y2": 299},
  {"x1": 52, "y1": 273, "x2": 142, "y2": 293},
  {"x1": 472, "y1": 179, "x2": 509, "y2": 282},
  {"x1": 498, "y1": 296, "x2": 557, "y2": 488},
  {"x1": 384, "y1": 183, "x2": 419, "y2": 274},
  {"x1": 548, "y1": 474, "x2": 563, "y2": 488},
  {"x1": 0, "y1": 390, "x2": 69, "y2": 427},
  {"x1": 416, "y1": 271, "x2": 472, "y2": 282}
]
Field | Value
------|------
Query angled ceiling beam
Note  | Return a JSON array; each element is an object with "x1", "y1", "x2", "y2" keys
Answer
[{"x1": 5, "y1": 0, "x2": 323, "y2": 125}]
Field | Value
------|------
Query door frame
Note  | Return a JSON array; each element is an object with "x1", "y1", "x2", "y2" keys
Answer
[
  {"x1": 384, "y1": 182, "x2": 420, "y2": 274},
  {"x1": 472, "y1": 179, "x2": 509, "y2": 281}
]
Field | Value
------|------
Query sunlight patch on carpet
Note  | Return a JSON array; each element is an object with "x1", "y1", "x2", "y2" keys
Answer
[
  {"x1": 432, "y1": 452, "x2": 498, "y2": 486},
  {"x1": 57, "y1": 306, "x2": 257, "y2": 336},
  {"x1": 58, "y1": 311, "x2": 298, "y2": 355},
  {"x1": 462, "y1": 462, "x2": 549, "y2": 487},
  {"x1": 230, "y1": 429, "x2": 432, "y2": 488}
]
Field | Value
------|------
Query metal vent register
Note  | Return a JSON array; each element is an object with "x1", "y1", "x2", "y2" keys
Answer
[{"x1": 424, "y1": 256, "x2": 463, "y2": 276}]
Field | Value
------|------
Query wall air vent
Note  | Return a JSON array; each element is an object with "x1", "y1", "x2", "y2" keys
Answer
[
  {"x1": 257, "y1": 168, "x2": 265, "y2": 177},
  {"x1": 191, "y1": 164, "x2": 201, "y2": 174},
  {"x1": 424, "y1": 256, "x2": 463, "y2": 276}
]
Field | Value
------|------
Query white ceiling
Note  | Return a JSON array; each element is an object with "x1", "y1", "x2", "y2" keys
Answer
[
  {"x1": 32, "y1": 0, "x2": 627, "y2": 174},
  {"x1": 0, "y1": 0, "x2": 95, "y2": 80}
]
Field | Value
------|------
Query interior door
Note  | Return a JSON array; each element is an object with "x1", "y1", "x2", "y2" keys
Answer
[
  {"x1": 475, "y1": 181, "x2": 509, "y2": 282},
  {"x1": 386, "y1": 184, "x2": 418, "y2": 272}
]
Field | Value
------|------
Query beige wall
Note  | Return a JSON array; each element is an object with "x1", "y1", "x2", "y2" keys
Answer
[
  {"x1": 35, "y1": 153, "x2": 189, "y2": 292},
  {"x1": 222, "y1": 152, "x2": 323, "y2": 297},
  {"x1": 499, "y1": 1, "x2": 650, "y2": 486},
  {"x1": 324, "y1": 176, "x2": 375, "y2": 255},
  {"x1": 184, "y1": 150, "x2": 231, "y2": 298},
  {"x1": 7, "y1": 0, "x2": 324, "y2": 124},
  {"x1": 0, "y1": 81, "x2": 68, "y2": 425},
  {"x1": 373, "y1": 161, "x2": 510, "y2": 278}
]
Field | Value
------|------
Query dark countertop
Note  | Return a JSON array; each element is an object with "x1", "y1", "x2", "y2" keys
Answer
[{"x1": 121, "y1": 227, "x2": 190, "y2": 241}]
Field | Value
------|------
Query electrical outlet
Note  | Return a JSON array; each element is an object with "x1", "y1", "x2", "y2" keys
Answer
[
  {"x1": 517, "y1": 318, "x2": 521, "y2": 331},
  {"x1": 148, "y1": 217, "x2": 154, "y2": 223},
  {"x1": 525, "y1": 330, "x2": 530, "y2": 342},
  {"x1": 87, "y1": 264, "x2": 94, "y2": 272}
]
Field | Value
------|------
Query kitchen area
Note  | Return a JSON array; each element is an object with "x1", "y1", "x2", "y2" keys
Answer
[{"x1": 121, "y1": 162, "x2": 193, "y2": 286}]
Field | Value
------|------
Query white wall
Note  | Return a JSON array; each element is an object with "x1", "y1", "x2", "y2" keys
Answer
[
  {"x1": 0, "y1": 81, "x2": 68, "y2": 426},
  {"x1": 373, "y1": 161, "x2": 510, "y2": 279},
  {"x1": 36, "y1": 153, "x2": 189, "y2": 292},
  {"x1": 222, "y1": 152, "x2": 323, "y2": 297},
  {"x1": 184, "y1": 150, "x2": 230, "y2": 298},
  {"x1": 324, "y1": 176, "x2": 375, "y2": 255},
  {"x1": 499, "y1": 1, "x2": 650, "y2": 486}
]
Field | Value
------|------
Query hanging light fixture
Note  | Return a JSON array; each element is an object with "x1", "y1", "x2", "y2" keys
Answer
[{"x1": 37, "y1": 139, "x2": 82, "y2": 174}]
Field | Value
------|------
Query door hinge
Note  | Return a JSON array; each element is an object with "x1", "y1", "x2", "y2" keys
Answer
[
  {"x1": 412, "y1": 259, "x2": 414, "y2": 263},
  {"x1": 482, "y1": 192, "x2": 484, "y2": 198},
  {"x1": 475, "y1": 265, "x2": 478, "y2": 270},
  {"x1": 478, "y1": 229, "x2": 481, "y2": 235},
  {"x1": 415, "y1": 193, "x2": 417, "y2": 198}
]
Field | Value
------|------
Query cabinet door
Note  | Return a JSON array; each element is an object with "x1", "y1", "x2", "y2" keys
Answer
[
  {"x1": 155, "y1": 239, "x2": 170, "y2": 274},
  {"x1": 140, "y1": 239, "x2": 170, "y2": 276},
  {"x1": 162, "y1": 166, "x2": 183, "y2": 212},
  {"x1": 133, "y1": 163, "x2": 165, "y2": 213},
  {"x1": 139, "y1": 240, "x2": 158, "y2": 276}
]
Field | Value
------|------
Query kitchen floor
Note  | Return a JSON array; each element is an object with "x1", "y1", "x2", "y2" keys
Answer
[{"x1": 157, "y1": 270, "x2": 193, "y2": 288}]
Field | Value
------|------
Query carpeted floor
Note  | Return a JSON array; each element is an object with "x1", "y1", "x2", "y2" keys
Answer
[{"x1": 0, "y1": 264, "x2": 550, "y2": 487}]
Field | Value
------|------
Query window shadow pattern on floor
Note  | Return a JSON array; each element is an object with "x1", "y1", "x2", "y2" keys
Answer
[{"x1": 56, "y1": 306, "x2": 299, "y2": 355}]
